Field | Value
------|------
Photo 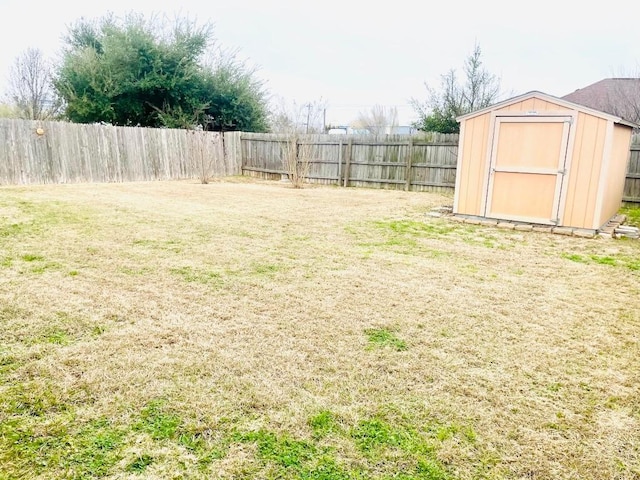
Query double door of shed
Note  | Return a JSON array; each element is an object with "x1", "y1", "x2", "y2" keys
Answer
[{"x1": 483, "y1": 116, "x2": 572, "y2": 225}]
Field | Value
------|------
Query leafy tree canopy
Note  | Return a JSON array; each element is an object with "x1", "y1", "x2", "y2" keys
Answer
[
  {"x1": 54, "y1": 14, "x2": 269, "y2": 131},
  {"x1": 411, "y1": 44, "x2": 500, "y2": 134}
]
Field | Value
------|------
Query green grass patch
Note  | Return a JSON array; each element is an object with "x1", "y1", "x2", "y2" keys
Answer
[
  {"x1": 352, "y1": 418, "x2": 407, "y2": 452},
  {"x1": 135, "y1": 400, "x2": 182, "y2": 441},
  {"x1": 365, "y1": 328, "x2": 407, "y2": 352},
  {"x1": 170, "y1": 266, "x2": 223, "y2": 286},
  {"x1": 0, "y1": 349, "x2": 21, "y2": 375},
  {"x1": 252, "y1": 262, "x2": 284, "y2": 275},
  {"x1": 44, "y1": 328, "x2": 71, "y2": 345},
  {"x1": 351, "y1": 416, "x2": 450, "y2": 479},
  {"x1": 590, "y1": 255, "x2": 617, "y2": 266},
  {"x1": 373, "y1": 220, "x2": 455, "y2": 237},
  {"x1": 562, "y1": 253, "x2": 588, "y2": 263},
  {"x1": 0, "y1": 379, "x2": 129, "y2": 477},
  {"x1": 353, "y1": 219, "x2": 501, "y2": 255},
  {"x1": 177, "y1": 428, "x2": 228, "y2": 468},
  {"x1": 0, "y1": 415, "x2": 126, "y2": 479},
  {"x1": 120, "y1": 266, "x2": 152, "y2": 275},
  {"x1": 236, "y1": 430, "x2": 317, "y2": 470},
  {"x1": 626, "y1": 259, "x2": 640, "y2": 271},
  {"x1": 64, "y1": 419, "x2": 126, "y2": 477},
  {"x1": 234, "y1": 429, "x2": 356, "y2": 478},
  {"x1": 1, "y1": 381, "x2": 69, "y2": 417},
  {"x1": 126, "y1": 454, "x2": 154, "y2": 473},
  {"x1": 20, "y1": 253, "x2": 44, "y2": 262},
  {"x1": 309, "y1": 410, "x2": 340, "y2": 438},
  {"x1": 0, "y1": 199, "x2": 93, "y2": 241},
  {"x1": 348, "y1": 220, "x2": 461, "y2": 256},
  {"x1": 91, "y1": 325, "x2": 107, "y2": 337},
  {"x1": 0, "y1": 222, "x2": 34, "y2": 237},
  {"x1": 0, "y1": 385, "x2": 473, "y2": 479},
  {"x1": 30, "y1": 262, "x2": 61, "y2": 274},
  {"x1": 620, "y1": 205, "x2": 640, "y2": 227},
  {"x1": 562, "y1": 252, "x2": 640, "y2": 271}
]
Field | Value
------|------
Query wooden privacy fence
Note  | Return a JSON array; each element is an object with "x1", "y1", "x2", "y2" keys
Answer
[
  {"x1": 624, "y1": 134, "x2": 640, "y2": 203},
  {"x1": 239, "y1": 132, "x2": 460, "y2": 193},
  {"x1": 0, "y1": 118, "x2": 238, "y2": 184},
  {"x1": 0, "y1": 119, "x2": 638, "y2": 203}
]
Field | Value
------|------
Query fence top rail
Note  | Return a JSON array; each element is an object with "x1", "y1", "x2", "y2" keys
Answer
[
  {"x1": 0, "y1": 117, "x2": 224, "y2": 137},
  {"x1": 241, "y1": 138, "x2": 460, "y2": 147},
  {"x1": 240, "y1": 132, "x2": 460, "y2": 142}
]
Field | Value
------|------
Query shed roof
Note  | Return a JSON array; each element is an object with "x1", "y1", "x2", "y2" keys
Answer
[
  {"x1": 562, "y1": 78, "x2": 640, "y2": 124},
  {"x1": 456, "y1": 91, "x2": 638, "y2": 128}
]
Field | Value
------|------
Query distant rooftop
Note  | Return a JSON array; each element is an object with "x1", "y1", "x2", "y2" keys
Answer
[{"x1": 562, "y1": 78, "x2": 640, "y2": 124}]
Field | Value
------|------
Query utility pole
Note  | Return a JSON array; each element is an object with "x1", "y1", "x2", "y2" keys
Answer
[{"x1": 305, "y1": 103, "x2": 312, "y2": 134}]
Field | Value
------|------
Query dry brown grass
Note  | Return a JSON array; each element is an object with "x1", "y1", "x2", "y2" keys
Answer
[{"x1": 0, "y1": 179, "x2": 639, "y2": 479}]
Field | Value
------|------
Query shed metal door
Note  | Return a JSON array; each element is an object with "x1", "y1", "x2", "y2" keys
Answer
[{"x1": 485, "y1": 116, "x2": 571, "y2": 225}]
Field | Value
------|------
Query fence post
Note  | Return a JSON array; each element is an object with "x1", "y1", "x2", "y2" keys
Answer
[
  {"x1": 223, "y1": 131, "x2": 243, "y2": 176},
  {"x1": 336, "y1": 138, "x2": 343, "y2": 185},
  {"x1": 343, "y1": 138, "x2": 353, "y2": 187},
  {"x1": 405, "y1": 137, "x2": 413, "y2": 191}
]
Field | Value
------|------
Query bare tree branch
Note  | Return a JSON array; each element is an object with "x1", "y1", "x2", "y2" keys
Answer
[
  {"x1": 270, "y1": 97, "x2": 327, "y2": 134},
  {"x1": 270, "y1": 98, "x2": 324, "y2": 187},
  {"x1": 6, "y1": 48, "x2": 62, "y2": 120},
  {"x1": 411, "y1": 44, "x2": 500, "y2": 133},
  {"x1": 606, "y1": 74, "x2": 640, "y2": 124},
  {"x1": 354, "y1": 105, "x2": 398, "y2": 135}
]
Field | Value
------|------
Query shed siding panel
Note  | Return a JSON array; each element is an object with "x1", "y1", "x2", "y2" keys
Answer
[
  {"x1": 496, "y1": 98, "x2": 567, "y2": 113},
  {"x1": 562, "y1": 113, "x2": 607, "y2": 228},
  {"x1": 457, "y1": 112, "x2": 491, "y2": 215},
  {"x1": 458, "y1": 119, "x2": 474, "y2": 214},
  {"x1": 598, "y1": 124, "x2": 632, "y2": 227},
  {"x1": 503, "y1": 101, "x2": 522, "y2": 112}
]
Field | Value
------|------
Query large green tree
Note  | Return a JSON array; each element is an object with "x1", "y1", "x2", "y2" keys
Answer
[
  {"x1": 54, "y1": 14, "x2": 269, "y2": 131},
  {"x1": 411, "y1": 44, "x2": 500, "y2": 134}
]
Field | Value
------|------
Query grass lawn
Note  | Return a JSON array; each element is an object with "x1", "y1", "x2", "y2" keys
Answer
[{"x1": 0, "y1": 179, "x2": 639, "y2": 479}]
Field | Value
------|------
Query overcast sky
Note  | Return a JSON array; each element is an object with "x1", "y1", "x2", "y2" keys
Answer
[{"x1": 0, "y1": 0, "x2": 638, "y2": 125}]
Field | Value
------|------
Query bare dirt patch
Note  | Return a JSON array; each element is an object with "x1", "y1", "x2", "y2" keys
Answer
[{"x1": 1, "y1": 179, "x2": 639, "y2": 479}]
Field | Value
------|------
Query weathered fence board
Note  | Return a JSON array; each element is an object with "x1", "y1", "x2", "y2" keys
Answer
[
  {"x1": 623, "y1": 134, "x2": 640, "y2": 203},
  {"x1": 239, "y1": 132, "x2": 460, "y2": 192},
  {"x1": 0, "y1": 119, "x2": 638, "y2": 204},
  {"x1": 0, "y1": 119, "x2": 237, "y2": 184}
]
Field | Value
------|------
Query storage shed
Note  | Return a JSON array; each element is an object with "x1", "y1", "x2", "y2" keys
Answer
[{"x1": 453, "y1": 91, "x2": 636, "y2": 230}]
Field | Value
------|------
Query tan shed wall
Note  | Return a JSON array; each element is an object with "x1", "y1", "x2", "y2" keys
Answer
[
  {"x1": 597, "y1": 124, "x2": 632, "y2": 228},
  {"x1": 495, "y1": 98, "x2": 567, "y2": 112},
  {"x1": 456, "y1": 94, "x2": 630, "y2": 229},
  {"x1": 560, "y1": 112, "x2": 608, "y2": 229},
  {"x1": 455, "y1": 111, "x2": 492, "y2": 215}
]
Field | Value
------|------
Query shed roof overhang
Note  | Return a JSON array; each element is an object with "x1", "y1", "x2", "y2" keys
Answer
[{"x1": 456, "y1": 90, "x2": 639, "y2": 129}]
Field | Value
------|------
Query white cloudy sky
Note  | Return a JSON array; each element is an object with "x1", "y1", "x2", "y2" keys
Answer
[{"x1": 0, "y1": 0, "x2": 638, "y2": 125}]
